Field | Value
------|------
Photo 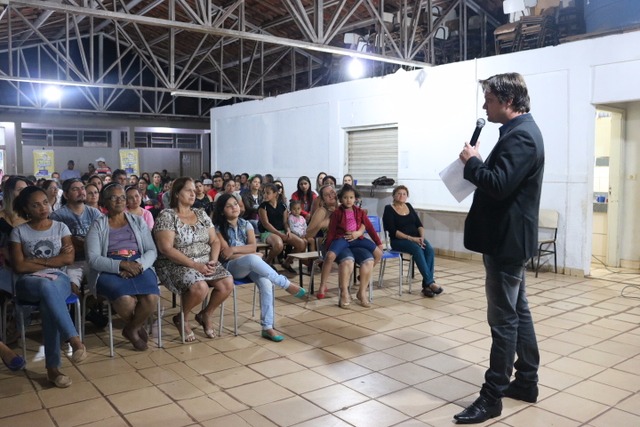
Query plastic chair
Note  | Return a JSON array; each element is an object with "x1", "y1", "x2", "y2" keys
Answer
[
  {"x1": 384, "y1": 230, "x2": 414, "y2": 294},
  {"x1": 367, "y1": 215, "x2": 405, "y2": 296}
]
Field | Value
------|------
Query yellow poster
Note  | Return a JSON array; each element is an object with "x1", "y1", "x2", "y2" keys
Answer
[
  {"x1": 119, "y1": 149, "x2": 139, "y2": 176},
  {"x1": 33, "y1": 149, "x2": 55, "y2": 178}
]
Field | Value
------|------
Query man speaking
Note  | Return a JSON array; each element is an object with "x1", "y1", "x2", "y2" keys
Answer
[{"x1": 455, "y1": 72, "x2": 544, "y2": 424}]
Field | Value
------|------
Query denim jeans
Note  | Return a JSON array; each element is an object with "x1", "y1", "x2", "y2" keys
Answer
[
  {"x1": 225, "y1": 254, "x2": 290, "y2": 330},
  {"x1": 328, "y1": 237, "x2": 377, "y2": 257},
  {"x1": 390, "y1": 238, "x2": 435, "y2": 286},
  {"x1": 480, "y1": 255, "x2": 540, "y2": 402},
  {"x1": 15, "y1": 272, "x2": 78, "y2": 369}
]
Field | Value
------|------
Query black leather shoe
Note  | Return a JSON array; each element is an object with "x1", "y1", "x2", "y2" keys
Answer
[
  {"x1": 504, "y1": 382, "x2": 538, "y2": 403},
  {"x1": 453, "y1": 396, "x2": 502, "y2": 424}
]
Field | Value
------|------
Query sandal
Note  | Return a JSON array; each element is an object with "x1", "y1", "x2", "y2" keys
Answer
[
  {"x1": 339, "y1": 296, "x2": 351, "y2": 309},
  {"x1": 195, "y1": 312, "x2": 217, "y2": 339},
  {"x1": 48, "y1": 373, "x2": 72, "y2": 388},
  {"x1": 316, "y1": 285, "x2": 327, "y2": 300},
  {"x1": 356, "y1": 294, "x2": 371, "y2": 308},
  {"x1": 173, "y1": 315, "x2": 196, "y2": 342},
  {"x1": 70, "y1": 345, "x2": 88, "y2": 363}
]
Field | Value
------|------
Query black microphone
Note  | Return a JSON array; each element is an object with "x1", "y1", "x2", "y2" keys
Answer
[{"x1": 469, "y1": 118, "x2": 486, "y2": 147}]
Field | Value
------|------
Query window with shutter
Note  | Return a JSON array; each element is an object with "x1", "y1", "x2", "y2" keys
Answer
[{"x1": 346, "y1": 126, "x2": 398, "y2": 184}]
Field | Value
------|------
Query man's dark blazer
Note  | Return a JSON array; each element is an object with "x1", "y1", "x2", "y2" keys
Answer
[{"x1": 463, "y1": 114, "x2": 545, "y2": 261}]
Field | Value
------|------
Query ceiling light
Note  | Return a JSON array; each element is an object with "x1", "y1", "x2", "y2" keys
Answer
[
  {"x1": 347, "y1": 58, "x2": 365, "y2": 79},
  {"x1": 170, "y1": 90, "x2": 233, "y2": 100},
  {"x1": 43, "y1": 85, "x2": 62, "y2": 102}
]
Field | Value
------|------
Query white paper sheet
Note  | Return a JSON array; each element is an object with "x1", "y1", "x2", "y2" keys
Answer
[{"x1": 439, "y1": 158, "x2": 476, "y2": 203}]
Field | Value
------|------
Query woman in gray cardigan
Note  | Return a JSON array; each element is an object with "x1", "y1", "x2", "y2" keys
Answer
[{"x1": 86, "y1": 183, "x2": 159, "y2": 351}]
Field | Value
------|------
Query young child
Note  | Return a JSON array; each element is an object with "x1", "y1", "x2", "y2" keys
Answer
[
  {"x1": 288, "y1": 200, "x2": 314, "y2": 250},
  {"x1": 288, "y1": 200, "x2": 307, "y2": 238},
  {"x1": 318, "y1": 184, "x2": 383, "y2": 300}
]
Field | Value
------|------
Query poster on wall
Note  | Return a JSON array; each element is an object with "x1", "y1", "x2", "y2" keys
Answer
[
  {"x1": 33, "y1": 149, "x2": 55, "y2": 179},
  {"x1": 119, "y1": 149, "x2": 139, "y2": 176}
]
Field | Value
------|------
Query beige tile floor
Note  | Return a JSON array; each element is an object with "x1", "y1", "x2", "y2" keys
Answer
[{"x1": 1, "y1": 257, "x2": 639, "y2": 427}]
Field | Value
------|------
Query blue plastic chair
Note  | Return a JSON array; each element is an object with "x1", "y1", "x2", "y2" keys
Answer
[
  {"x1": 16, "y1": 292, "x2": 82, "y2": 360},
  {"x1": 367, "y1": 215, "x2": 407, "y2": 296}
]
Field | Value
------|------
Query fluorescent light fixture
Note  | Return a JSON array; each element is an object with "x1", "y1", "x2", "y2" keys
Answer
[
  {"x1": 43, "y1": 85, "x2": 62, "y2": 102},
  {"x1": 170, "y1": 90, "x2": 233, "y2": 100}
]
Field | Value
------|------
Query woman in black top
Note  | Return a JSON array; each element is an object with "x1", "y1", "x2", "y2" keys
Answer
[
  {"x1": 382, "y1": 185, "x2": 443, "y2": 297},
  {"x1": 258, "y1": 183, "x2": 305, "y2": 271}
]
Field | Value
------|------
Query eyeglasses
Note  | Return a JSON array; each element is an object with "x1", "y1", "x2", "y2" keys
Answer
[{"x1": 108, "y1": 195, "x2": 126, "y2": 202}]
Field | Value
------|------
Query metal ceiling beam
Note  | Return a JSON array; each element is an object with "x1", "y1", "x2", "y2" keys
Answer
[{"x1": 3, "y1": 0, "x2": 431, "y2": 68}]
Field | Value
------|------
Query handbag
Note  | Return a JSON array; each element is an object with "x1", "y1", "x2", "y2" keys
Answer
[{"x1": 371, "y1": 176, "x2": 395, "y2": 187}]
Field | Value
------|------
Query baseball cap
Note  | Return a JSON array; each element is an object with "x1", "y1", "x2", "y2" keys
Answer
[
  {"x1": 203, "y1": 179, "x2": 213, "y2": 185},
  {"x1": 95, "y1": 157, "x2": 106, "y2": 163}
]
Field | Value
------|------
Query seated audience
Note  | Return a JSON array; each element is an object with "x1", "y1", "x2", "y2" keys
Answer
[
  {"x1": 258, "y1": 183, "x2": 306, "y2": 272},
  {"x1": 322, "y1": 184, "x2": 382, "y2": 307},
  {"x1": 192, "y1": 179, "x2": 213, "y2": 213},
  {"x1": 125, "y1": 185, "x2": 154, "y2": 229},
  {"x1": 214, "y1": 194, "x2": 307, "y2": 342},
  {"x1": 10, "y1": 186, "x2": 87, "y2": 388},
  {"x1": 154, "y1": 177, "x2": 233, "y2": 342},
  {"x1": 306, "y1": 184, "x2": 338, "y2": 297},
  {"x1": 290, "y1": 176, "x2": 316, "y2": 220},
  {"x1": 86, "y1": 183, "x2": 160, "y2": 351},
  {"x1": 383, "y1": 185, "x2": 443, "y2": 297},
  {"x1": 84, "y1": 183, "x2": 102, "y2": 211},
  {"x1": 241, "y1": 174, "x2": 263, "y2": 231},
  {"x1": 50, "y1": 178, "x2": 103, "y2": 296}
]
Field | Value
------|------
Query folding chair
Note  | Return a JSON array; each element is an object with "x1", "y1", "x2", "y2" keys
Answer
[{"x1": 531, "y1": 209, "x2": 559, "y2": 277}]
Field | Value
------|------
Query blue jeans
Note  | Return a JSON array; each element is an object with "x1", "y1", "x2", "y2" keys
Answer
[
  {"x1": 15, "y1": 272, "x2": 78, "y2": 369},
  {"x1": 335, "y1": 247, "x2": 374, "y2": 264},
  {"x1": 224, "y1": 254, "x2": 290, "y2": 330},
  {"x1": 328, "y1": 237, "x2": 377, "y2": 257},
  {"x1": 390, "y1": 238, "x2": 435, "y2": 286},
  {"x1": 481, "y1": 255, "x2": 539, "y2": 402}
]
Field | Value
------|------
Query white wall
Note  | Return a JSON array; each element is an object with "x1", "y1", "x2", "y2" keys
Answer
[{"x1": 211, "y1": 31, "x2": 640, "y2": 275}]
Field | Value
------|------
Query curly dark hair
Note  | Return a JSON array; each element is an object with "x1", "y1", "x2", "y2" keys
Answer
[{"x1": 13, "y1": 186, "x2": 47, "y2": 219}]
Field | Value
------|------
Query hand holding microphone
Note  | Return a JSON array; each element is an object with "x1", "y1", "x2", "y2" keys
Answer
[{"x1": 460, "y1": 118, "x2": 485, "y2": 164}]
